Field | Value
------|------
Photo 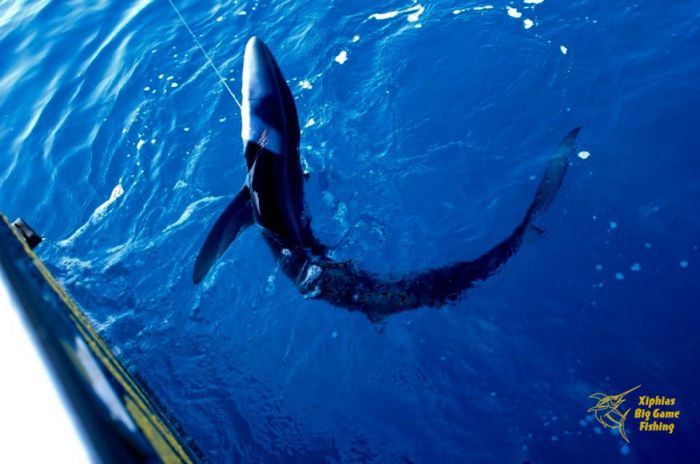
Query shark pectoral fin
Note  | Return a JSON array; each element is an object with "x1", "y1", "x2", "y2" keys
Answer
[{"x1": 193, "y1": 187, "x2": 254, "y2": 284}]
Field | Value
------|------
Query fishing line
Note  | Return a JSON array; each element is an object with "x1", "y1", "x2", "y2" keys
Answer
[{"x1": 165, "y1": 0, "x2": 242, "y2": 109}]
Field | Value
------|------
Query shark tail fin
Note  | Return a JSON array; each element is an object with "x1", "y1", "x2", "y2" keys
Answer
[
  {"x1": 193, "y1": 186, "x2": 254, "y2": 284},
  {"x1": 452, "y1": 128, "x2": 581, "y2": 283},
  {"x1": 525, "y1": 127, "x2": 581, "y2": 222}
]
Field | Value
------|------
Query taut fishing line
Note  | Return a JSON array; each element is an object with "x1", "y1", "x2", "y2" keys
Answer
[{"x1": 165, "y1": 0, "x2": 242, "y2": 109}]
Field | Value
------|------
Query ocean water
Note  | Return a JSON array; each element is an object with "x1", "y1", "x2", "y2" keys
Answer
[{"x1": 1, "y1": 0, "x2": 699, "y2": 462}]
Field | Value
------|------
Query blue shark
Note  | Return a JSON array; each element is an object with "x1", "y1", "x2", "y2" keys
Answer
[{"x1": 193, "y1": 37, "x2": 580, "y2": 321}]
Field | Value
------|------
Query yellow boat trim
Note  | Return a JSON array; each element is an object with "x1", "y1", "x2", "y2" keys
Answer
[{"x1": 2, "y1": 215, "x2": 194, "y2": 463}]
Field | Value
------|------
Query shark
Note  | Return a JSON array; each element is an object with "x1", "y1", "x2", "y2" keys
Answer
[{"x1": 193, "y1": 37, "x2": 580, "y2": 321}]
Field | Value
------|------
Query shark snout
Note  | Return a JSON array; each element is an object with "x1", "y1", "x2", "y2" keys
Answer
[
  {"x1": 244, "y1": 36, "x2": 267, "y2": 62},
  {"x1": 242, "y1": 36, "x2": 277, "y2": 101}
]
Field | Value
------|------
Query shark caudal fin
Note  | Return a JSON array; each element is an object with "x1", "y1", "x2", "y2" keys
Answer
[
  {"x1": 193, "y1": 186, "x2": 254, "y2": 284},
  {"x1": 525, "y1": 127, "x2": 581, "y2": 221},
  {"x1": 445, "y1": 128, "x2": 581, "y2": 285}
]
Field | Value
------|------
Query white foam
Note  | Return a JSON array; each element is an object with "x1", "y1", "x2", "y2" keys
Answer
[
  {"x1": 369, "y1": 10, "x2": 400, "y2": 20},
  {"x1": 369, "y1": 4, "x2": 424, "y2": 22},
  {"x1": 300, "y1": 264, "x2": 322, "y2": 287},
  {"x1": 523, "y1": 18, "x2": 534, "y2": 29},
  {"x1": 507, "y1": 6, "x2": 522, "y2": 18},
  {"x1": 265, "y1": 274, "x2": 276, "y2": 293},
  {"x1": 58, "y1": 184, "x2": 125, "y2": 247},
  {"x1": 578, "y1": 150, "x2": 591, "y2": 159},
  {"x1": 560, "y1": 45, "x2": 568, "y2": 55},
  {"x1": 299, "y1": 79, "x2": 313, "y2": 90},
  {"x1": 334, "y1": 50, "x2": 348, "y2": 64},
  {"x1": 216, "y1": 15, "x2": 224, "y2": 22},
  {"x1": 58, "y1": 256, "x2": 93, "y2": 271},
  {"x1": 303, "y1": 286, "x2": 321, "y2": 299},
  {"x1": 163, "y1": 196, "x2": 221, "y2": 233},
  {"x1": 472, "y1": 5, "x2": 494, "y2": 10},
  {"x1": 305, "y1": 118, "x2": 316, "y2": 128},
  {"x1": 335, "y1": 202, "x2": 348, "y2": 225},
  {"x1": 407, "y1": 4, "x2": 425, "y2": 22},
  {"x1": 170, "y1": 82, "x2": 178, "y2": 88},
  {"x1": 136, "y1": 139, "x2": 145, "y2": 150},
  {"x1": 352, "y1": 35, "x2": 360, "y2": 42},
  {"x1": 524, "y1": 0, "x2": 544, "y2": 4}
]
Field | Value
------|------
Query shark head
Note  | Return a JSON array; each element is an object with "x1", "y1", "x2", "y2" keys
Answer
[
  {"x1": 240, "y1": 37, "x2": 305, "y2": 246},
  {"x1": 241, "y1": 36, "x2": 295, "y2": 157}
]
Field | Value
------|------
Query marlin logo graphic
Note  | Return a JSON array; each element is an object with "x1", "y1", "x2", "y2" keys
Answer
[{"x1": 588, "y1": 385, "x2": 642, "y2": 442}]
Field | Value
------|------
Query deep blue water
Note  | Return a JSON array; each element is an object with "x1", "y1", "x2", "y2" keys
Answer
[{"x1": 2, "y1": 1, "x2": 699, "y2": 462}]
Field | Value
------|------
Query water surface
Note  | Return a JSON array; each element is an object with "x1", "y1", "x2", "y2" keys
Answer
[{"x1": 1, "y1": 1, "x2": 698, "y2": 462}]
